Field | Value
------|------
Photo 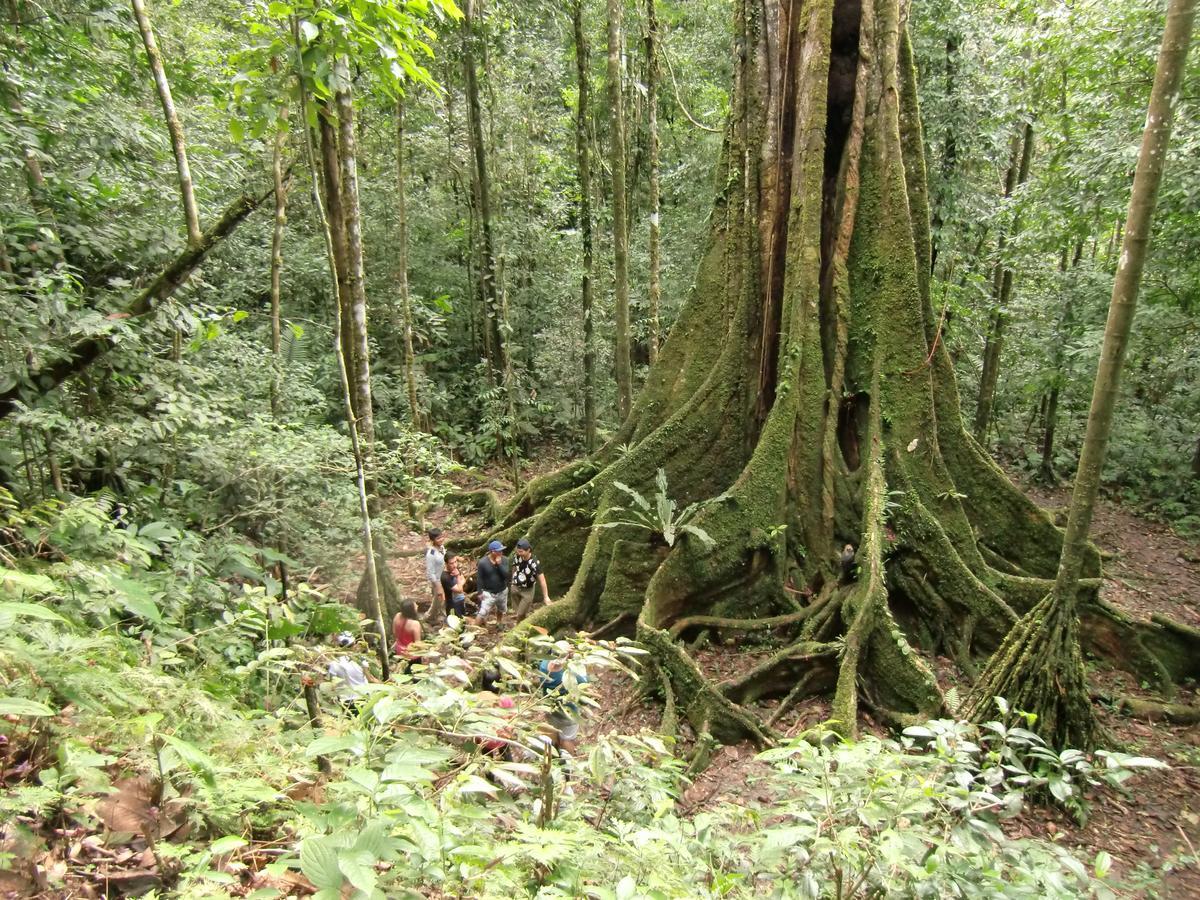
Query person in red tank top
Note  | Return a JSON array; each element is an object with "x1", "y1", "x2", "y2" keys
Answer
[{"x1": 392, "y1": 600, "x2": 422, "y2": 670}]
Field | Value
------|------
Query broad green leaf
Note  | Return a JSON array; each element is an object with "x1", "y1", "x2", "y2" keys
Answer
[
  {"x1": 210, "y1": 835, "x2": 248, "y2": 855},
  {"x1": 0, "y1": 601, "x2": 68, "y2": 623},
  {"x1": 305, "y1": 734, "x2": 363, "y2": 757},
  {"x1": 300, "y1": 837, "x2": 342, "y2": 891},
  {"x1": 0, "y1": 697, "x2": 55, "y2": 717},
  {"x1": 337, "y1": 849, "x2": 377, "y2": 895},
  {"x1": 0, "y1": 567, "x2": 59, "y2": 596},
  {"x1": 457, "y1": 775, "x2": 497, "y2": 796}
]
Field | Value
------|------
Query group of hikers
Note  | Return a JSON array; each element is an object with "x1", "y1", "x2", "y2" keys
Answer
[
  {"x1": 422, "y1": 527, "x2": 552, "y2": 630},
  {"x1": 324, "y1": 526, "x2": 587, "y2": 757}
]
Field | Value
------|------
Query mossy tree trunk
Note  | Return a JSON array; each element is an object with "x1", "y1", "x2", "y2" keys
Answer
[
  {"x1": 573, "y1": 0, "x2": 598, "y2": 452},
  {"x1": 965, "y1": 0, "x2": 1196, "y2": 750},
  {"x1": 607, "y1": 0, "x2": 633, "y2": 421},
  {"x1": 492, "y1": 0, "x2": 1197, "y2": 747}
]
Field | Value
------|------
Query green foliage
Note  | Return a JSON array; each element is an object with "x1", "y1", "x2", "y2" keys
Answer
[{"x1": 0, "y1": 492, "x2": 1160, "y2": 897}]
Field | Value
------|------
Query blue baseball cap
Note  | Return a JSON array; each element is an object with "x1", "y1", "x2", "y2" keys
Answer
[{"x1": 487, "y1": 540, "x2": 506, "y2": 552}]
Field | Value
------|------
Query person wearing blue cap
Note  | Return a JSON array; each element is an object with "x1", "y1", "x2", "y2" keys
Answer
[{"x1": 474, "y1": 539, "x2": 510, "y2": 627}]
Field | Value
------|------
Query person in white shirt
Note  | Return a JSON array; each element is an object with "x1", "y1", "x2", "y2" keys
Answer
[
  {"x1": 327, "y1": 631, "x2": 369, "y2": 714},
  {"x1": 424, "y1": 527, "x2": 447, "y2": 623}
]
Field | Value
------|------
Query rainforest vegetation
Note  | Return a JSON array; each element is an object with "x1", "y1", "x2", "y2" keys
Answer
[{"x1": 1, "y1": 0, "x2": 1199, "y2": 896}]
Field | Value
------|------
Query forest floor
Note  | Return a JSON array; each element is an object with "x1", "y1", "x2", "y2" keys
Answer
[{"x1": 374, "y1": 461, "x2": 1200, "y2": 898}]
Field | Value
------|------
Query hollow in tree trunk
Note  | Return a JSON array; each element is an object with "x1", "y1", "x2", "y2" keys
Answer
[{"x1": 487, "y1": 0, "x2": 1200, "y2": 748}]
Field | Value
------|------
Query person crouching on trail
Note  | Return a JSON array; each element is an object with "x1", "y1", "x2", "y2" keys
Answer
[
  {"x1": 327, "y1": 631, "x2": 372, "y2": 715},
  {"x1": 392, "y1": 599, "x2": 423, "y2": 673},
  {"x1": 441, "y1": 552, "x2": 467, "y2": 619},
  {"x1": 511, "y1": 537, "x2": 550, "y2": 622},
  {"x1": 475, "y1": 540, "x2": 510, "y2": 628},
  {"x1": 424, "y1": 527, "x2": 447, "y2": 623}
]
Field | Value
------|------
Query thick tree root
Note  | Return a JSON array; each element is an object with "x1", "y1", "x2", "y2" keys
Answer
[
  {"x1": 667, "y1": 594, "x2": 830, "y2": 641},
  {"x1": 636, "y1": 620, "x2": 772, "y2": 746},
  {"x1": 1079, "y1": 599, "x2": 1200, "y2": 698},
  {"x1": 445, "y1": 488, "x2": 505, "y2": 526},
  {"x1": 1114, "y1": 696, "x2": 1200, "y2": 725},
  {"x1": 721, "y1": 641, "x2": 838, "y2": 704}
]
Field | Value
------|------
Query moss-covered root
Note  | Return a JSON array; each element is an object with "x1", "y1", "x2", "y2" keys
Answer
[
  {"x1": 637, "y1": 620, "x2": 772, "y2": 747},
  {"x1": 445, "y1": 488, "x2": 505, "y2": 526},
  {"x1": 721, "y1": 640, "x2": 839, "y2": 704},
  {"x1": 1115, "y1": 696, "x2": 1200, "y2": 725},
  {"x1": 1079, "y1": 599, "x2": 1200, "y2": 698},
  {"x1": 963, "y1": 593, "x2": 1096, "y2": 751}
]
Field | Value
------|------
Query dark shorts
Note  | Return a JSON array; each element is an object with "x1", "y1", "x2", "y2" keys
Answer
[{"x1": 445, "y1": 593, "x2": 467, "y2": 616}]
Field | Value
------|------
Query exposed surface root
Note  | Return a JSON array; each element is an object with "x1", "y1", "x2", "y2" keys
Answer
[
  {"x1": 446, "y1": 488, "x2": 504, "y2": 526},
  {"x1": 722, "y1": 641, "x2": 838, "y2": 704},
  {"x1": 1114, "y1": 696, "x2": 1200, "y2": 725}
]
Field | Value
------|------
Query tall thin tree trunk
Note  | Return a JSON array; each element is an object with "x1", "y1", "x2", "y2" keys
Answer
[
  {"x1": 968, "y1": 0, "x2": 1195, "y2": 750},
  {"x1": 462, "y1": 0, "x2": 504, "y2": 376},
  {"x1": 130, "y1": 0, "x2": 201, "y2": 246},
  {"x1": 334, "y1": 62, "x2": 374, "y2": 454},
  {"x1": 973, "y1": 120, "x2": 1034, "y2": 443},
  {"x1": 645, "y1": 0, "x2": 662, "y2": 366},
  {"x1": 574, "y1": 0, "x2": 597, "y2": 451},
  {"x1": 1039, "y1": 242, "x2": 1083, "y2": 482},
  {"x1": 929, "y1": 32, "x2": 959, "y2": 277},
  {"x1": 292, "y1": 21, "x2": 389, "y2": 679},
  {"x1": 269, "y1": 112, "x2": 289, "y2": 419},
  {"x1": 395, "y1": 98, "x2": 421, "y2": 430},
  {"x1": 43, "y1": 432, "x2": 63, "y2": 495},
  {"x1": 607, "y1": 0, "x2": 633, "y2": 421},
  {"x1": 1053, "y1": 0, "x2": 1194, "y2": 599},
  {"x1": 318, "y1": 105, "x2": 358, "y2": 414}
]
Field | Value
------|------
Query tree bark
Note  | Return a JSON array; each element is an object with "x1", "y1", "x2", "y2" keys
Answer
[
  {"x1": 574, "y1": 0, "x2": 597, "y2": 452},
  {"x1": 973, "y1": 120, "x2": 1034, "y2": 444},
  {"x1": 607, "y1": 0, "x2": 633, "y2": 421},
  {"x1": 269, "y1": 111, "x2": 289, "y2": 419},
  {"x1": 130, "y1": 0, "x2": 201, "y2": 247},
  {"x1": 395, "y1": 97, "x2": 421, "y2": 431},
  {"x1": 645, "y1": 0, "x2": 662, "y2": 366},
  {"x1": 318, "y1": 104, "x2": 358, "y2": 416},
  {"x1": 461, "y1": 0, "x2": 504, "y2": 377},
  {"x1": 334, "y1": 62, "x2": 374, "y2": 454},
  {"x1": 0, "y1": 185, "x2": 273, "y2": 419},
  {"x1": 966, "y1": 0, "x2": 1196, "y2": 750}
]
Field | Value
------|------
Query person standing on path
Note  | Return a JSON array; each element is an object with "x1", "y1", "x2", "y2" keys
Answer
[
  {"x1": 440, "y1": 552, "x2": 467, "y2": 618},
  {"x1": 511, "y1": 537, "x2": 551, "y2": 622},
  {"x1": 475, "y1": 539, "x2": 510, "y2": 628},
  {"x1": 424, "y1": 528, "x2": 447, "y2": 623}
]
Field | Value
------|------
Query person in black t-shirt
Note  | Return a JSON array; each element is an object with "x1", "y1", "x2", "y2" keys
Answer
[
  {"x1": 474, "y1": 540, "x2": 510, "y2": 626},
  {"x1": 440, "y1": 553, "x2": 467, "y2": 618},
  {"x1": 511, "y1": 537, "x2": 550, "y2": 622}
]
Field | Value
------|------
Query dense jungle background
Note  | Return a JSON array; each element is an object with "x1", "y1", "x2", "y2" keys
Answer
[{"x1": 1, "y1": 0, "x2": 1199, "y2": 896}]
